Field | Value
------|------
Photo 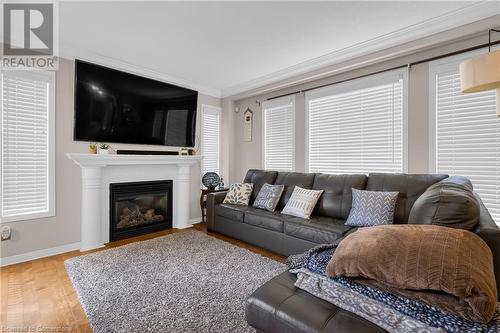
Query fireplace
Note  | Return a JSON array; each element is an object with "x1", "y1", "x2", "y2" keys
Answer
[{"x1": 110, "y1": 180, "x2": 173, "y2": 241}]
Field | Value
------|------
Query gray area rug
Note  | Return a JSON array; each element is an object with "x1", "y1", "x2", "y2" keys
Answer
[{"x1": 65, "y1": 230, "x2": 286, "y2": 333}]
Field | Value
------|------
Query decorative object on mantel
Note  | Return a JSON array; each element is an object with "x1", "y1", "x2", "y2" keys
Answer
[
  {"x1": 179, "y1": 147, "x2": 189, "y2": 156},
  {"x1": 243, "y1": 108, "x2": 253, "y2": 141},
  {"x1": 460, "y1": 29, "x2": 500, "y2": 116},
  {"x1": 88, "y1": 143, "x2": 97, "y2": 154},
  {"x1": 98, "y1": 143, "x2": 110, "y2": 154},
  {"x1": 202, "y1": 172, "x2": 221, "y2": 190}
]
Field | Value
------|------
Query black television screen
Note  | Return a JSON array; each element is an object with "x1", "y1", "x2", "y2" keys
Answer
[{"x1": 74, "y1": 60, "x2": 198, "y2": 147}]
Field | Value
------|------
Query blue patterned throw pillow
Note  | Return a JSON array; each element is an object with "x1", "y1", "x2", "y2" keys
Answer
[
  {"x1": 345, "y1": 189, "x2": 399, "y2": 227},
  {"x1": 253, "y1": 183, "x2": 284, "y2": 212}
]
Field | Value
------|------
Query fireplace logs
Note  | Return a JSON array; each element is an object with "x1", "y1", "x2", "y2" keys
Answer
[{"x1": 117, "y1": 206, "x2": 164, "y2": 229}]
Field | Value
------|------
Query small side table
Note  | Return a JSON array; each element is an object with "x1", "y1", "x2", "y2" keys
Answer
[{"x1": 200, "y1": 187, "x2": 228, "y2": 223}]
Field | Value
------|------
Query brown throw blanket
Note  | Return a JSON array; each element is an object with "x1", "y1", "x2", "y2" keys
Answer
[{"x1": 326, "y1": 224, "x2": 498, "y2": 323}]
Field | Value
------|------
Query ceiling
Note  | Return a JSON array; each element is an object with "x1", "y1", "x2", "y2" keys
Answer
[{"x1": 59, "y1": 1, "x2": 500, "y2": 97}]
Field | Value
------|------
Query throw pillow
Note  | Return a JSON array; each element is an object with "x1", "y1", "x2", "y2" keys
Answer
[
  {"x1": 223, "y1": 183, "x2": 254, "y2": 206},
  {"x1": 281, "y1": 186, "x2": 323, "y2": 219},
  {"x1": 252, "y1": 183, "x2": 284, "y2": 212},
  {"x1": 326, "y1": 224, "x2": 498, "y2": 323},
  {"x1": 345, "y1": 189, "x2": 398, "y2": 227}
]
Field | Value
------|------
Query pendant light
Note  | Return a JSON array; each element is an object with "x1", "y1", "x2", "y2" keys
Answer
[{"x1": 459, "y1": 29, "x2": 500, "y2": 116}]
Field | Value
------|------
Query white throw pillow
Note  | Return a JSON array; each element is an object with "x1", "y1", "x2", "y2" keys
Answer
[
  {"x1": 281, "y1": 186, "x2": 323, "y2": 219},
  {"x1": 223, "y1": 183, "x2": 254, "y2": 206}
]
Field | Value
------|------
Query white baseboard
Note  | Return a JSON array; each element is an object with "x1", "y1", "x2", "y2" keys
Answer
[
  {"x1": 175, "y1": 217, "x2": 202, "y2": 229},
  {"x1": 189, "y1": 217, "x2": 202, "y2": 225},
  {"x1": 0, "y1": 242, "x2": 81, "y2": 267}
]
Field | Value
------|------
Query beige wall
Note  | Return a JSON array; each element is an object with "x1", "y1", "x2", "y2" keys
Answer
[
  {"x1": 1, "y1": 58, "x2": 221, "y2": 258},
  {"x1": 224, "y1": 23, "x2": 498, "y2": 184}
]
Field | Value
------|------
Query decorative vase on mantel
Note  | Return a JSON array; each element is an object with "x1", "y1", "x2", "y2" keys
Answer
[
  {"x1": 88, "y1": 143, "x2": 97, "y2": 154},
  {"x1": 98, "y1": 143, "x2": 110, "y2": 155}
]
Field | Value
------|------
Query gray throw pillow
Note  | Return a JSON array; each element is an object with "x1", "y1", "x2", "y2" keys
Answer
[
  {"x1": 345, "y1": 189, "x2": 399, "y2": 227},
  {"x1": 253, "y1": 183, "x2": 284, "y2": 212}
]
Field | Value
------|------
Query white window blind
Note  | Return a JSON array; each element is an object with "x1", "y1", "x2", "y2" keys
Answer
[
  {"x1": 431, "y1": 51, "x2": 500, "y2": 224},
  {"x1": 262, "y1": 95, "x2": 295, "y2": 171},
  {"x1": 201, "y1": 105, "x2": 221, "y2": 176},
  {"x1": 1, "y1": 71, "x2": 55, "y2": 223},
  {"x1": 306, "y1": 69, "x2": 406, "y2": 174}
]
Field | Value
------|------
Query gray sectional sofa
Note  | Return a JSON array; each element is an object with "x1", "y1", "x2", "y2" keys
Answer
[
  {"x1": 206, "y1": 169, "x2": 453, "y2": 256},
  {"x1": 206, "y1": 169, "x2": 500, "y2": 333}
]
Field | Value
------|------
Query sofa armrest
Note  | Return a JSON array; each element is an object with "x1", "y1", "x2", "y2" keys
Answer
[{"x1": 206, "y1": 191, "x2": 228, "y2": 231}]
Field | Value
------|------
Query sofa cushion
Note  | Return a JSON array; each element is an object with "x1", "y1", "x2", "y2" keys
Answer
[
  {"x1": 313, "y1": 173, "x2": 368, "y2": 219},
  {"x1": 275, "y1": 172, "x2": 315, "y2": 210},
  {"x1": 244, "y1": 208, "x2": 284, "y2": 232},
  {"x1": 214, "y1": 204, "x2": 249, "y2": 222},
  {"x1": 409, "y1": 176, "x2": 480, "y2": 230},
  {"x1": 246, "y1": 271, "x2": 386, "y2": 333},
  {"x1": 243, "y1": 169, "x2": 279, "y2": 202},
  {"x1": 366, "y1": 173, "x2": 448, "y2": 224},
  {"x1": 284, "y1": 216, "x2": 352, "y2": 244}
]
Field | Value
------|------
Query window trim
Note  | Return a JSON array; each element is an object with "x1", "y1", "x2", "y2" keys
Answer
[
  {"x1": 305, "y1": 68, "x2": 408, "y2": 174},
  {"x1": 261, "y1": 95, "x2": 296, "y2": 171},
  {"x1": 200, "y1": 104, "x2": 222, "y2": 177},
  {"x1": 0, "y1": 70, "x2": 56, "y2": 224},
  {"x1": 428, "y1": 48, "x2": 492, "y2": 172},
  {"x1": 429, "y1": 47, "x2": 500, "y2": 224}
]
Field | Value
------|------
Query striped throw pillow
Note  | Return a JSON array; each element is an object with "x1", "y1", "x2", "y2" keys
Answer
[{"x1": 281, "y1": 186, "x2": 323, "y2": 219}]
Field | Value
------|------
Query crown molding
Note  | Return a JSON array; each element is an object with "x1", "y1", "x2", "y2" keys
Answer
[
  {"x1": 221, "y1": 1, "x2": 500, "y2": 98},
  {"x1": 59, "y1": 43, "x2": 222, "y2": 98}
]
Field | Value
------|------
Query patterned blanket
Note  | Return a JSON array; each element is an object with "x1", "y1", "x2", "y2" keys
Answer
[{"x1": 288, "y1": 246, "x2": 500, "y2": 333}]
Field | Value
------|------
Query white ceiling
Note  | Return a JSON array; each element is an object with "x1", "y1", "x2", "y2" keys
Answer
[{"x1": 59, "y1": 1, "x2": 500, "y2": 97}]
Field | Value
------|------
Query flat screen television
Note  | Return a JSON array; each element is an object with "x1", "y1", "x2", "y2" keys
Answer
[{"x1": 74, "y1": 60, "x2": 198, "y2": 147}]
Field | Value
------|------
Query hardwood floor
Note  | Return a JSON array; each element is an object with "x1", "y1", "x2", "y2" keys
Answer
[{"x1": 0, "y1": 224, "x2": 285, "y2": 332}]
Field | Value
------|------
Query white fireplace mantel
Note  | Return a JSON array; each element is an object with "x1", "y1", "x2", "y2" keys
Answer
[{"x1": 67, "y1": 153, "x2": 202, "y2": 251}]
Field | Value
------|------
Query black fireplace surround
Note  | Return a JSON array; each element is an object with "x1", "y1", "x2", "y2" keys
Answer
[{"x1": 110, "y1": 180, "x2": 173, "y2": 241}]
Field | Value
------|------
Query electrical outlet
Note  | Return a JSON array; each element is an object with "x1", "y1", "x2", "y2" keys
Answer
[{"x1": 1, "y1": 226, "x2": 11, "y2": 241}]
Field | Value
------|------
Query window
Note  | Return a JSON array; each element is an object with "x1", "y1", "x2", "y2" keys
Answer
[
  {"x1": 430, "y1": 50, "x2": 500, "y2": 224},
  {"x1": 201, "y1": 105, "x2": 221, "y2": 176},
  {"x1": 1, "y1": 70, "x2": 55, "y2": 223},
  {"x1": 262, "y1": 95, "x2": 295, "y2": 171},
  {"x1": 306, "y1": 69, "x2": 407, "y2": 174}
]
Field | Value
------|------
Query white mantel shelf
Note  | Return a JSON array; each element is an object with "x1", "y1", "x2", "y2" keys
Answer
[
  {"x1": 67, "y1": 153, "x2": 202, "y2": 252},
  {"x1": 67, "y1": 153, "x2": 202, "y2": 166}
]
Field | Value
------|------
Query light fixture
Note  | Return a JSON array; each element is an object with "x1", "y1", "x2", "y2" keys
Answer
[{"x1": 459, "y1": 29, "x2": 500, "y2": 116}]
